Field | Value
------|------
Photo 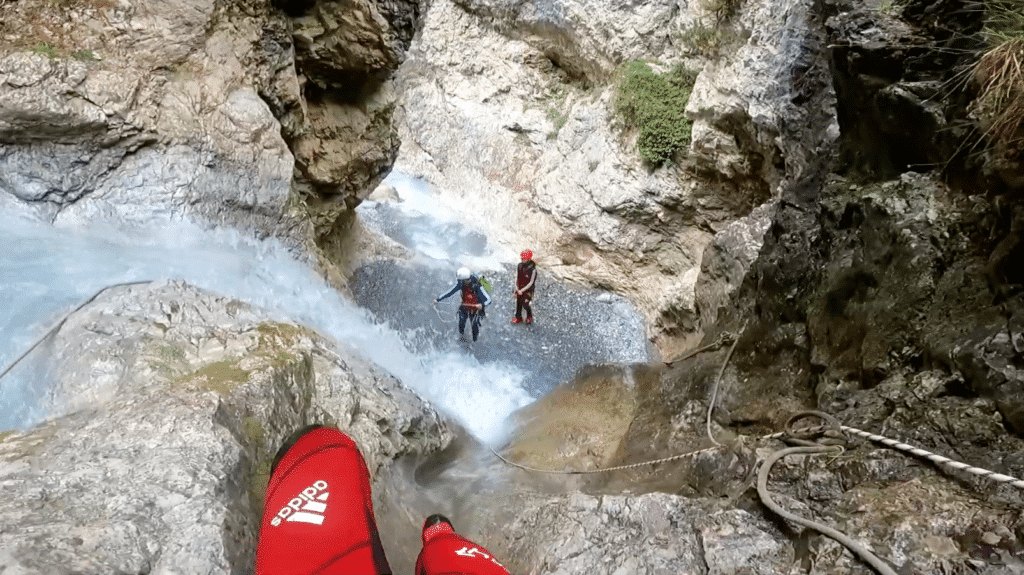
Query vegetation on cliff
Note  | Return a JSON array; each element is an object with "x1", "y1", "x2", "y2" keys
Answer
[
  {"x1": 972, "y1": 1, "x2": 1024, "y2": 165},
  {"x1": 613, "y1": 61, "x2": 698, "y2": 165}
]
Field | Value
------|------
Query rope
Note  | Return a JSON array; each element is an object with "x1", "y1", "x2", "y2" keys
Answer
[
  {"x1": 489, "y1": 443, "x2": 726, "y2": 475},
  {"x1": 840, "y1": 425, "x2": 1024, "y2": 490},
  {"x1": 0, "y1": 280, "x2": 154, "y2": 382},
  {"x1": 663, "y1": 331, "x2": 735, "y2": 367},
  {"x1": 491, "y1": 415, "x2": 1024, "y2": 489},
  {"x1": 432, "y1": 301, "x2": 457, "y2": 324},
  {"x1": 755, "y1": 411, "x2": 898, "y2": 575},
  {"x1": 757, "y1": 444, "x2": 898, "y2": 575},
  {"x1": 706, "y1": 331, "x2": 742, "y2": 447}
]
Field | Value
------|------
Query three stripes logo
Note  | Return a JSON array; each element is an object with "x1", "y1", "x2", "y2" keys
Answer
[{"x1": 270, "y1": 480, "x2": 330, "y2": 527}]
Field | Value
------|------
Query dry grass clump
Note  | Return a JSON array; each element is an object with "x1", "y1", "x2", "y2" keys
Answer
[
  {"x1": 973, "y1": 38, "x2": 1024, "y2": 149},
  {"x1": 971, "y1": 1, "x2": 1024, "y2": 157},
  {"x1": 702, "y1": 0, "x2": 742, "y2": 25}
]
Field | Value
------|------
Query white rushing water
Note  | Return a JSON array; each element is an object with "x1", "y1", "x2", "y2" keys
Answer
[
  {"x1": 1, "y1": 189, "x2": 533, "y2": 444},
  {"x1": 1, "y1": 171, "x2": 648, "y2": 443}
]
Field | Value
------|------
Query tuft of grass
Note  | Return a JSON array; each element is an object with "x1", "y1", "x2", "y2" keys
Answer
[
  {"x1": 972, "y1": 38, "x2": 1024, "y2": 152},
  {"x1": 678, "y1": 19, "x2": 743, "y2": 58},
  {"x1": 546, "y1": 107, "x2": 569, "y2": 139},
  {"x1": 982, "y1": 0, "x2": 1024, "y2": 44},
  {"x1": 702, "y1": 0, "x2": 741, "y2": 24},
  {"x1": 614, "y1": 61, "x2": 699, "y2": 165},
  {"x1": 972, "y1": 0, "x2": 1024, "y2": 156},
  {"x1": 875, "y1": 0, "x2": 907, "y2": 17},
  {"x1": 30, "y1": 43, "x2": 60, "y2": 58},
  {"x1": 70, "y1": 49, "x2": 98, "y2": 61}
]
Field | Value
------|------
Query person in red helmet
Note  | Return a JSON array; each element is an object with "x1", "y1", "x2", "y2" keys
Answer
[
  {"x1": 415, "y1": 514, "x2": 511, "y2": 575},
  {"x1": 511, "y1": 249, "x2": 537, "y2": 324},
  {"x1": 256, "y1": 425, "x2": 392, "y2": 575}
]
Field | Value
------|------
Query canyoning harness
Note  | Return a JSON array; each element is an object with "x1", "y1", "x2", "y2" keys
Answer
[{"x1": 437, "y1": 276, "x2": 491, "y2": 314}]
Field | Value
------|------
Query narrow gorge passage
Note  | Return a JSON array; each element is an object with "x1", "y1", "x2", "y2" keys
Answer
[{"x1": 0, "y1": 173, "x2": 649, "y2": 446}]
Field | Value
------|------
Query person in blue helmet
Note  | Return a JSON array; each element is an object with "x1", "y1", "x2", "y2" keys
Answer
[{"x1": 434, "y1": 267, "x2": 492, "y2": 342}]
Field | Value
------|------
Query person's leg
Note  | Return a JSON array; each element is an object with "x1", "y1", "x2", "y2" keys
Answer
[
  {"x1": 257, "y1": 426, "x2": 391, "y2": 575},
  {"x1": 514, "y1": 296, "x2": 523, "y2": 321},
  {"x1": 415, "y1": 514, "x2": 510, "y2": 575},
  {"x1": 522, "y1": 296, "x2": 532, "y2": 321},
  {"x1": 471, "y1": 312, "x2": 481, "y2": 341},
  {"x1": 457, "y1": 307, "x2": 468, "y2": 336}
]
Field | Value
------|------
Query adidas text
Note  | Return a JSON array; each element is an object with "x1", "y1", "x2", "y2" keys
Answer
[{"x1": 270, "y1": 480, "x2": 329, "y2": 527}]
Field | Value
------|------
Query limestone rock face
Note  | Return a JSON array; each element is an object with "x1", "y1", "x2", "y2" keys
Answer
[
  {"x1": 661, "y1": 170, "x2": 1024, "y2": 436},
  {"x1": 392, "y1": 0, "x2": 837, "y2": 350},
  {"x1": 0, "y1": 1, "x2": 293, "y2": 227},
  {"x1": 0, "y1": 280, "x2": 452, "y2": 572},
  {"x1": 0, "y1": 0, "x2": 415, "y2": 283}
]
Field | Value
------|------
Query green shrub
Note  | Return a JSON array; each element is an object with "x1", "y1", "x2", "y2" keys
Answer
[
  {"x1": 30, "y1": 43, "x2": 60, "y2": 58},
  {"x1": 614, "y1": 61, "x2": 699, "y2": 165}
]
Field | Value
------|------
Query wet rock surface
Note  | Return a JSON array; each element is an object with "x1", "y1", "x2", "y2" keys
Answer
[{"x1": 350, "y1": 259, "x2": 650, "y2": 396}]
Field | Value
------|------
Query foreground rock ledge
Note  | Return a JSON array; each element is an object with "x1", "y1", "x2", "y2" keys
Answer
[{"x1": 0, "y1": 280, "x2": 453, "y2": 573}]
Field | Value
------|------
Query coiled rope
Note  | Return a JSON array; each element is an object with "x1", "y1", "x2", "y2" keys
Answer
[
  {"x1": 757, "y1": 412, "x2": 898, "y2": 575},
  {"x1": 0, "y1": 280, "x2": 154, "y2": 382},
  {"x1": 758, "y1": 445, "x2": 897, "y2": 575}
]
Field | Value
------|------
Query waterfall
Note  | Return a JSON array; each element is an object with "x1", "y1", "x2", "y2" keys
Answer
[{"x1": 0, "y1": 172, "x2": 648, "y2": 444}]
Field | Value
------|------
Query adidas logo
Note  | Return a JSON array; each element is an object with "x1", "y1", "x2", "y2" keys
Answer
[{"x1": 270, "y1": 480, "x2": 330, "y2": 527}]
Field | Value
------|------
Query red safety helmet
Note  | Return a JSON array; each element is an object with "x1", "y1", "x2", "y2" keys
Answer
[{"x1": 520, "y1": 250, "x2": 533, "y2": 261}]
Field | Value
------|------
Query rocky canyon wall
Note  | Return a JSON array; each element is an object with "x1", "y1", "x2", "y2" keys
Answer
[
  {"x1": 391, "y1": 0, "x2": 838, "y2": 355},
  {"x1": 0, "y1": 0, "x2": 415, "y2": 287}
]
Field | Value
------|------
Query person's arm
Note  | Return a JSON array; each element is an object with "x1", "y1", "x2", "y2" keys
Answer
[
  {"x1": 435, "y1": 282, "x2": 460, "y2": 302},
  {"x1": 522, "y1": 267, "x2": 537, "y2": 292}
]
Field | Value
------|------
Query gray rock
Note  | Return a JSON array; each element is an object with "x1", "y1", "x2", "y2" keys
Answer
[
  {"x1": 0, "y1": 0, "x2": 418, "y2": 291},
  {"x1": 0, "y1": 280, "x2": 453, "y2": 573},
  {"x1": 391, "y1": 0, "x2": 839, "y2": 353}
]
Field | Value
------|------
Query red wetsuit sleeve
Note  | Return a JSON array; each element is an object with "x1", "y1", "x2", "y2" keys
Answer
[
  {"x1": 415, "y1": 526, "x2": 511, "y2": 575},
  {"x1": 256, "y1": 428, "x2": 391, "y2": 575}
]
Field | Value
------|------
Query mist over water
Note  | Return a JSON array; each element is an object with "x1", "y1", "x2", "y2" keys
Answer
[{"x1": 1, "y1": 172, "x2": 648, "y2": 444}]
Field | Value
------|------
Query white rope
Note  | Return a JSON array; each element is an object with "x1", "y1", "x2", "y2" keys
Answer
[
  {"x1": 432, "y1": 301, "x2": 457, "y2": 324},
  {"x1": 490, "y1": 443, "x2": 726, "y2": 474},
  {"x1": 0, "y1": 280, "x2": 154, "y2": 381},
  {"x1": 493, "y1": 421, "x2": 1024, "y2": 493},
  {"x1": 840, "y1": 425, "x2": 1024, "y2": 489}
]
